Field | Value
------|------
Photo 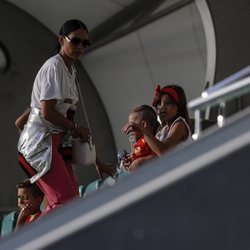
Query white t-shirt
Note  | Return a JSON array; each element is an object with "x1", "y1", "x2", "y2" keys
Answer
[
  {"x1": 156, "y1": 117, "x2": 191, "y2": 142},
  {"x1": 31, "y1": 54, "x2": 79, "y2": 116}
]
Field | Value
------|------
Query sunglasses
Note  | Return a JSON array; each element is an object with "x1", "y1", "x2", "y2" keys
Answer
[{"x1": 64, "y1": 35, "x2": 91, "y2": 48}]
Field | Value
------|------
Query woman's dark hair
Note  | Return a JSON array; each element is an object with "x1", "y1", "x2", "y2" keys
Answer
[
  {"x1": 59, "y1": 19, "x2": 88, "y2": 36},
  {"x1": 56, "y1": 19, "x2": 89, "y2": 52},
  {"x1": 153, "y1": 84, "x2": 191, "y2": 126}
]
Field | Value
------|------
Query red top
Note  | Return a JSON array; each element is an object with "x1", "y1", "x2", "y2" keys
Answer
[
  {"x1": 131, "y1": 136, "x2": 156, "y2": 162},
  {"x1": 25, "y1": 211, "x2": 41, "y2": 224}
]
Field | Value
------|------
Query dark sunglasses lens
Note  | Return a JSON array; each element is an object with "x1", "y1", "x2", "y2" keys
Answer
[
  {"x1": 83, "y1": 40, "x2": 91, "y2": 47},
  {"x1": 71, "y1": 38, "x2": 90, "y2": 48},
  {"x1": 70, "y1": 38, "x2": 81, "y2": 46}
]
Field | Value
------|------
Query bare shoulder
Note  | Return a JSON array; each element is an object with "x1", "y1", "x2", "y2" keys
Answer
[{"x1": 169, "y1": 120, "x2": 189, "y2": 140}]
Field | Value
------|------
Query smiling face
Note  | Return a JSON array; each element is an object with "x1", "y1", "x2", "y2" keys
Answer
[
  {"x1": 59, "y1": 28, "x2": 89, "y2": 62},
  {"x1": 157, "y1": 94, "x2": 178, "y2": 124}
]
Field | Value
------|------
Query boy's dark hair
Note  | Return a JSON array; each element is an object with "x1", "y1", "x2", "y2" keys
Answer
[
  {"x1": 16, "y1": 179, "x2": 44, "y2": 198},
  {"x1": 131, "y1": 105, "x2": 159, "y2": 135}
]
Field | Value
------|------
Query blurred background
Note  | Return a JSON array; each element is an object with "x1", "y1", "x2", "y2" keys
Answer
[{"x1": 0, "y1": 0, "x2": 249, "y2": 210}]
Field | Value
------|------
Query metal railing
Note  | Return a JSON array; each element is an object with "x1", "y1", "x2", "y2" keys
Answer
[{"x1": 188, "y1": 66, "x2": 250, "y2": 139}]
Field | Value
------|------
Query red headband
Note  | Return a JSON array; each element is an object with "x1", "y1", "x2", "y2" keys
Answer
[
  {"x1": 152, "y1": 84, "x2": 179, "y2": 106},
  {"x1": 161, "y1": 87, "x2": 179, "y2": 104}
]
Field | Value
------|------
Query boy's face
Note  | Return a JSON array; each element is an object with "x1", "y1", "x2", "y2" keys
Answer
[
  {"x1": 17, "y1": 188, "x2": 42, "y2": 212},
  {"x1": 128, "y1": 112, "x2": 143, "y2": 139}
]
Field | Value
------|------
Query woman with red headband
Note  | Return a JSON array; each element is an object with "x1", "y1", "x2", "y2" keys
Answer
[{"x1": 122, "y1": 84, "x2": 191, "y2": 167}]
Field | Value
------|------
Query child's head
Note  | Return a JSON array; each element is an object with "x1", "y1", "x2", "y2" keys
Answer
[
  {"x1": 152, "y1": 84, "x2": 190, "y2": 125},
  {"x1": 129, "y1": 105, "x2": 158, "y2": 139},
  {"x1": 16, "y1": 179, "x2": 44, "y2": 213}
]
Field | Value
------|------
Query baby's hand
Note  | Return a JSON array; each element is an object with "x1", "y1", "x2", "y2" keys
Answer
[
  {"x1": 122, "y1": 153, "x2": 133, "y2": 170},
  {"x1": 121, "y1": 123, "x2": 135, "y2": 135}
]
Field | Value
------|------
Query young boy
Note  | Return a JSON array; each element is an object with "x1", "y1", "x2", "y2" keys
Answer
[
  {"x1": 121, "y1": 105, "x2": 159, "y2": 172},
  {"x1": 15, "y1": 179, "x2": 44, "y2": 230}
]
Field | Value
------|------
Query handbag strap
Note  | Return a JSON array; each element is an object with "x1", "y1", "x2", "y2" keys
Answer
[{"x1": 75, "y1": 77, "x2": 93, "y2": 136}]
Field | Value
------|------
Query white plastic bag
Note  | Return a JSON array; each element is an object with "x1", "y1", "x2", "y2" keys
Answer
[{"x1": 71, "y1": 137, "x2": 96, "y2": 166}]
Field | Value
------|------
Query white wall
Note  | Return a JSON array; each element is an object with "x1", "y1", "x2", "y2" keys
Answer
[
  {"x1": 0, "y1": 0, "x2": 213, "y2": 207},
  {"x1": 82, "y1": 2, "x2": 208, "y2": 151}
]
